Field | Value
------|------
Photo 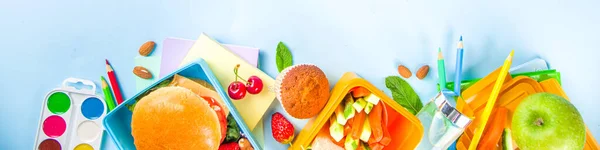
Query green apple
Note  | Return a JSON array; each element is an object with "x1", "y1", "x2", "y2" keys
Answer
[{"x1": 511, "y1": 93, "x2": 585, "y2": 150}]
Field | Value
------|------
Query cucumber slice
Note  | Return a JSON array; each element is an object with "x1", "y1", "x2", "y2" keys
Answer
[
  {"x1": 359, "y1": 117, "x2": 372, "y2": 142},
  {"x1": 353, "y1": 98, "x2": 368, "y2": 112},
  {"x1": 364, "y1": 103, "x2": 374, "y2": 114},
  {"x1": 343, "y1": 94, "x2": 356, "y2": 120},
  {"x1": 344, "y1": 136, "x2": 359, "y2": 150},
  {"x1": 502, "y1": 128, "x2": 514, "y2": 150},
  {"x1": 329, "y1": 115, "x2": 345, "y2": 142},
  {"x1": 364, "y1": 93, "x2": 380, "y2": 104},
  {"x1": 335, "y1": 104, "x2": 347, "y2": 125}
]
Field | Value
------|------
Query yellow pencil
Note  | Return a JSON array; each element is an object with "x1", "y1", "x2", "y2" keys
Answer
[{"x1": 468, "y1": 50, "x2": 515, "y2": 150}]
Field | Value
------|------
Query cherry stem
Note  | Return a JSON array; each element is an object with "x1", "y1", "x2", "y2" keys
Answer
[{"x1": 233, "y1": 64, "x2": 247, "y2": 83}]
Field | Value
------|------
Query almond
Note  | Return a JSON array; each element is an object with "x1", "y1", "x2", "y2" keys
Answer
[
  {"x1": 138, "y1": 41, "x2": 155, "y2": 56},
  {"x1": 133, "y1": 66, "x2": 153, "y2": 79},
  {"x1": 416, "y1": 65, "x2": 430, "y2": 80},
  {"x1": 397, "y1": 65, "x2": 412, "y2": 78},
  {"x1": 238, "y1": 138, "x2": 253, "y2": 150}
]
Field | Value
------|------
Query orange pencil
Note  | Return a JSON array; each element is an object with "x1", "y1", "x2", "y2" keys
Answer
[{"x1": 105, "y1": 59, "x2": 124, "y2": 104}]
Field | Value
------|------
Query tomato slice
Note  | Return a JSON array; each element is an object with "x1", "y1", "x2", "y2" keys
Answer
[{"x1": 202, "y1": 96, "x2": 228, "y2": 143}]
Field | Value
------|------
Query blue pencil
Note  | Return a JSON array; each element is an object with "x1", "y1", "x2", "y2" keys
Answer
[{"x1": 454, "y1": 36, "x2": 464, "y2": 96}]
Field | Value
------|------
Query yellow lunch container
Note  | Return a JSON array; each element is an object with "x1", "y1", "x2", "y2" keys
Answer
[
  {"x1": 455, "y1": 68, "x2": 599, "y2": 150},
  {"x1": 290, "y1": 72, "x2": 424, "y2": 150}
]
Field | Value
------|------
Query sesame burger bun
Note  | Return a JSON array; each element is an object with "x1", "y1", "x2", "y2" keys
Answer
[{"x1": 131, "y1": 87, "x2": 220, "y2": 150}]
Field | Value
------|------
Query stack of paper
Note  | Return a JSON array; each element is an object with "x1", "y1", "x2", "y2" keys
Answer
[
  {"x1": 159, "y1": 37, "x2": 260, "y2": 78},
  {"x1": 179, "y1": 33, "x2": 276, "y2": 132}
]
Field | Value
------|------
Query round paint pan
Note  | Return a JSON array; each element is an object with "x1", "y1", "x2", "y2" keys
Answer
[
  {"x1": 77, "y1": 121, "x2": 102, "y2": 143},
  {"x1": 38, "y1": 138, "x2": 61, "y2": 150},
  {"x1": 81, "y1": 97, "x2": 104, "y2": 120},
  {"x1": 47, "y1": 92, "x2": 71, "y2": 115},
  {"x1": 74, "y1": 143, "x2": 94, "y2": 150},
  {"x1": 42, "y1": 115, "x2": 67, "y2": 138}
]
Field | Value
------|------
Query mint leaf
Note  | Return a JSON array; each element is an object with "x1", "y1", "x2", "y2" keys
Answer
[
  {"x1": 385, "y1": 76, "x2": 423, "y2": 115},
  {"x1": 276, "y1": 41, "x2": 293, "y2": 72}
]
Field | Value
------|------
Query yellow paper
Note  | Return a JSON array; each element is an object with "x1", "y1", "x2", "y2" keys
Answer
[{"x1": 179, "y1": 33, "x2": 276, "y2": 131}]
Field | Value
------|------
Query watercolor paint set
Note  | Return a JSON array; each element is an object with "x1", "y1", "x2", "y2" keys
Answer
[{"x1": 35, "y1": 78, "x2": 106, "y2": 150}]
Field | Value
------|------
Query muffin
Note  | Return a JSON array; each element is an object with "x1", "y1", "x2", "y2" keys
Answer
[{"x1": 275, "y1": 64, "x2": 330, "y2": 119}]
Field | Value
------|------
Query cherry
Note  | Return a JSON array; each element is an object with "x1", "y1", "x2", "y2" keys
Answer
[
  {"x1": 229, "y1": 64, "x2": 263, "y2": 98},
  {"x1": 246, "y1": 76, "x2": 263, "y2": 94},
  {"x1": 228, "y1": 81, "x2": 246, "y2": 100}
]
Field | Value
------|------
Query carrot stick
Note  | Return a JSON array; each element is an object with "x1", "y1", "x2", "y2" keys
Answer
[
  {"x1": 369, "y1": 103, "x2": 384, "y2": 141},
  {"x1": 368, "y1": 134, "x2": 377, "y2": 145},
  {"x1": 379, "y1": 103, "x2": 392, "y2": 146},
  {"x1": 351, "y1": 111, "x2": 367, "y2": 139},
  {"x1": 344, "y1": 123, "x2": 352, "y2": 137},
  {"x1": 351, "y1": 86, "x2": 371, "y2": 98},
  {"x1": 478, "y1": 107, "x2": 508, "y2": 149},
  {"x1": 370, "y1": 143, "x2": 384, "y2": 150},
  {"x1": 347, "y1": 117, "x2": 354, "y2": 127},
  {"x1": 333, "y1": 136, "x2": 345, "y2": 147},
  {"x1": 380, "y1": 124, "x2": 392, "y2": 146}
]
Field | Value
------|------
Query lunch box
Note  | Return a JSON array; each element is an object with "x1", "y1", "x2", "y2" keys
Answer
[
  {"x1": 102, "y1": 59, "x2": 261, "y2": 150},
  {"x1": 454, "y1": 68, "x2": 599, "y2": 150},
  {"x1": 290, "y1": 72, "x2": 424, "y2": 150}
]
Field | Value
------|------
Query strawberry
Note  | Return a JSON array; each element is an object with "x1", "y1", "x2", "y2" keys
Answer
[
  {"x1": 219, "y1": 142, "x2": 240, "y2": 150},
  {"x1": 271, "y1": 112, "x2": 295, "y2": 144}
]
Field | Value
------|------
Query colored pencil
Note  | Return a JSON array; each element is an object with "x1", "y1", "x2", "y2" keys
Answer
[
  {"x1": 101, "y1": 76, "x2": 117, "y2": 112},
  {"x1": 105, "y1": 59, "x2": 124, "y2": 105},
  {"x1": 468, "y1": 50, "x2": 514, "y2": 150},
  {"x1": 454, "y1": 36, "x2": 464, "y2": 95},
  {"x1": 437, "y1": 48, "x2": 447, "y2": 90}
]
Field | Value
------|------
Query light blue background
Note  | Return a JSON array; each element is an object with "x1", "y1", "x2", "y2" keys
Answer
[{"x1": 1, "y1": 0, "x2": 599, "y2": 149}]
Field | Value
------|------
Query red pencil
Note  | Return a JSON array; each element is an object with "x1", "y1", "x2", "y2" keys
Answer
[{"x1": 105, "y1": 59, "x2": 124, "y2": 105}]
